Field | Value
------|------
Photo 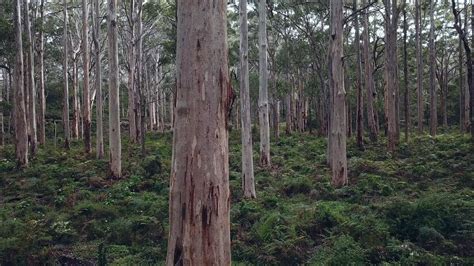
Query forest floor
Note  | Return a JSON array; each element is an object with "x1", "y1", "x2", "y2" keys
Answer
[{"x1": 0, "y1": 129, "x2": 473, "y2": 265}]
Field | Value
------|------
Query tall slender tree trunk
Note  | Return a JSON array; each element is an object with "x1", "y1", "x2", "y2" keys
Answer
[
  {"x1": 258, "y1": 0, "x2": 271, "y2": 166},
  {"x1": 0, "y1": 69, "x2": 4, "y2": 146},
  {"x1": 93, "y1": 0, "x2": 104, "y2": 159},
  {"x1": 24, "y1": 0, "x2": 37, "y2": 155},
  {"x1": 135, "y1": 0, "x2": 143, "y2": 145},
  {"x1": 384, "y1": 0, "x2": 399, "y2": 152},
  {"x1": 429, "y1": 0, "x2": 437, "y2": 136},
  {"x1": 82, "y1": 0, "x2": 91, "y2": 153},
  {"x1": 470, "y1": 0, "x2": 473, "y2": 135},
  {"x1": 72, "y1": 57, "x2": 79, "y2": 139},
  {"x1": 38, "y1": 0, "x2": 45, "y2": 145},
  {"x1": 239, "y1": 0, "x2": 255, "y2": 199},
  {"x1": 362, "y1": 0, "x2": 378, "y2": 141},
  {"x1": 459, "y1": 33, "x2": 465, "y2": 131},
  {"x1": 166, "y1": 0, "x2": 231, "y2": 264},
  {"x1": 128, "y1": 0, "x2": 137, "y2": 142},
  {"x1": 416, "y1": 0, "x2": 424, "y2": 134},
  {"x1": 63, "y1": 0, "x2": 70, "y2": 149},
  {"x1": 108, "y1": 0, "x2": 121, "y2": 178},
  {"x1": 14, "y1": 0, "x2": 28, "y2": 167},
  {"x1": 354, "y1": 0, "x2": 364, "y2": 149},
  {"x1": 329, "y1": 0, "x2": 347, "y2": 187},
  {"x1": 403, "y1": 1, "x2": 409, "y2": 141}
]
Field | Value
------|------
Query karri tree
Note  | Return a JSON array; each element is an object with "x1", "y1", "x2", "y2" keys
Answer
[{"x1": 166, "y1": 0, "x2": 231, "y2": 264}]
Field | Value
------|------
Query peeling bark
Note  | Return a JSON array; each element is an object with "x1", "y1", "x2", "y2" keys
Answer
[{"x1": 166, "y1": 1, "x2": 231, "y2": 264}]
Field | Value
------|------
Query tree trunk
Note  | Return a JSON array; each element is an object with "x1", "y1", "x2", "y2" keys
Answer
[
  {"x1": 471, "y1": 1, "x2": 474, "y2": 135},
  {"x1": 82, "y1": 0, "x2": 91, "y2": 153},
  {"x1": 135, "y1": 0, "x2": 144, "y2": 144},
  {"x1": 165, "y1": 0, "x2": 231, "y2": 264},
  {"x1": 273, "y1": 100, "x2": 280, "y2": 140},
  {"x1": 63, "y1": 0, "x2": 70, "y2": 149},
  {"x1": 14, "y1": 0, "x2": 28, "y2": 167},
  {"x1": 353, "y1": 0, "x2": 364, "y2": 149},
  {"x1": 403, "y1": 1, "x2": 410, "y2": 141},
  {"x1": 72, "y1": 57, "x2": 79, "y2": 139},
  {"x1": 24, "y1": 0, "x2": 37, "y2": 155},
  {"x1": 416, "y1": 0, "x2": 424, "y2": 134},
  {"x1": 362, "y1": 0, "x2": 378, "y2": 141},
  {"x1": 108, "y1": 0, "x2": 121, "y2": 178},
  {"x1": 384, "y1": 0, "x2": 399, "y2": 152},
  {"x1": 0, "y1": 69, "x2": 3, "y2": 146},
  {"x1": 459, "y1": 33, "x2": 465, "y2": 132},
  {"x1": 429, "y1": 0, "x2": 437, "y2": 136},
  {"x1": 93, "y1": 0, "x2": 104, "y2": 159},
  {"x1": 239, "y1": 0, "x2": 256, "y2": 199},
  {"x1": 127, "y1": 0, "x2": 137, "y2": 142},
  {"x1": 38, "y1": 0, "x2": 45, "y2": 145},
  {"x1": 329, "y1": 0, "x2": 347, "y2": 187},
  {"x1": 258, "y1": 0, "x2": 271, "y2": 166}
]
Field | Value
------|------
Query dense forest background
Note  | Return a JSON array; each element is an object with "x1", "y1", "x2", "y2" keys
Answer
[{"x1": 0, "y1": 0, "x2": 473, "y2": 264}]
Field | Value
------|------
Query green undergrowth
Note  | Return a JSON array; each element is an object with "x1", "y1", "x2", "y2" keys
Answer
[{"x1": 0, "y1": 131, "x2": 473, "y2": 264}]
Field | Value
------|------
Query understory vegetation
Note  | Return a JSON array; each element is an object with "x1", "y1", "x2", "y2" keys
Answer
[{"x1": 1, "y1": 130, "x2": 473, "y2": 264}]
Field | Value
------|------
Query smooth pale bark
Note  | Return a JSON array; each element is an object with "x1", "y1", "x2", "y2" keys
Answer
[
  {"x1": 258, "y1": 0, "x2": 271, "y2": 166},
  {"x1": 24, "y1": 0, "x2": 37, "y2": 155},
  {"x1": 165, "y1": 0, "x2": 231, "y2": 264},
  {"x1": 72, "y1": 55, "x2": 80, "y2": 139},
  {"x1": 128, "y1": 0, "x2": 137, "y2": 142},
  {"x1": 93, "y1": 0, "x2": 103, "y2": 159},
  {"x1": 403, "y1": 1, "x2": 410, "y2": 141},
  {"x1": 63, "y1": 0, "x2": 70, "y2": 149},
  {"x1": 384, "y1": 0, "x2": 399, "y2": 152},
  {"x1": 38, "y1": 0, "x2": 45, "y2": 145},
  {"x1": 135, "y1": 0, "x2": 145, "y2": 147},
  {"x1": 239, "y1": 0, "x2": 255, "y2": 198},
  {"x1": 136, "y1": 0, "x2": 143, "y2": 145},
  {"x1": 362, "y1": 0, "x2": 378, "y2": 141},
  {"x1": 354, "y1": 0, "x2": 363, "y2": 149},
  {"x1": 429, "y1": 0, "x2": 437, "y2": 136},
  {"x1": 329, "y1": 0, "x2": 347, "y2": 187},
  {"x1": 108, "y1": 0, "x2": 121, "y2": 178},
  {"x1": 14, "y1": 0, "x2": 28, "y2": 167},
  {"x1": 82, "y1": 0, "x2": 91, "y2": 153},
  {"x1": 415, "y1": 0, "x2": 424, "y2": 133}
]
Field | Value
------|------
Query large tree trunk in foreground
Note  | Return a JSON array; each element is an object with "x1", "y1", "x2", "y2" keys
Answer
[
  {"x1": 93, "y1": 0, "x2": 104, "y2": 159},
  {"x1": 362, "y1": 0, "x2": 378, "y2": 141},
  {"x1": 329, "y1": 0, "x2": 347, "y2": 187},
  {"x1": 63, "y1": 0, "x2": 70, "y2": 149},
  {"x1": 108, "y1": 0, "x2": 121, "y2": 178},
  {"x1": 82, "y1": 0, "x2": 91, "y2": 153},
  {"x1": 14, "y1": 0, "x2": 28, "y2": 167},
  {"x1": 258, "y1": 0, "x2": 271, "y2": 166},
  {"x1": 239, "y1": 0, "x2": 256, "y2": 199},
  {"x1": 429, "y1": 0, "x2": 437, "y2": 136},
  {"x1": 166, "y1": 0, "x2": 231, "y2": 264}
]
